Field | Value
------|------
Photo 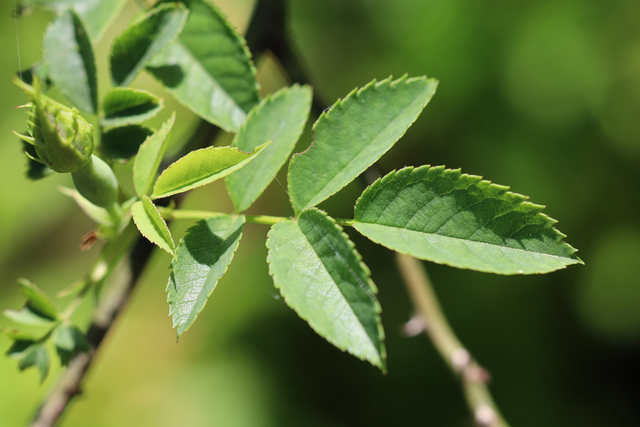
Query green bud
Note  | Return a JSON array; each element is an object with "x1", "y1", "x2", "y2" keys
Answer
[{"x1": 14, "y1": 77, "x2": 93, "y2": 173}]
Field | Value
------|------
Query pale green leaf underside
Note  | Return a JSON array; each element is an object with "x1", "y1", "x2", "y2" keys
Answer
[
  {"x1": 167, "y1": 215, "x2": 244, "y2": 337},
  {"x1": 102, "y1": 88, "x2": 163, "y2": 127},
  {"x1": 226, "y1": 85, "x2": 312, "y2": 212},
  {"x1": 59, "y1": 186, "x2": 113, "y2": 227},
  {"x1": 266, "y1": 208, "x2": 385, "y2": 370},
  {"x1": 43, "y1": 10, "x2": 97, "y2": 113},
  {"x1": 23, "y1": 0, "x2": 127, "y2": 41},
  {"x1": 353, "y1": 166, "x2": 582, "y2": 275},
  {"x1": 288, "y1": 75, "x2": 438, "y2": 213},
  {"x1": 133, "y1": 112, "x2": 176, "y2": 197},
  {"x1": 151, "y1": 142, "x2": 269, "y2": 199},
  {"x1": 18, "y1": 344, "x2": 50, "y2": 383},
  {"x1": 132, "y1": 196, "x2": 175, "y2": 256},
  {"x1": 111, "y1": 3, "x2": 188, "y2": 87},
  {"x1": 147, "y1": 0, "x2": 259, "y2": 131}
]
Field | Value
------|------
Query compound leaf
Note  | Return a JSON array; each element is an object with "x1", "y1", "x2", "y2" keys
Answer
[
  {"x1": 133, "y1": 112, "x2": 176, "y2": 197},
  {"x1": 353, "y1": 166, "x2": 583, "y2": 275},
  {"x1": 132, "y1": 196, "x2": 175, "y2": 257},
  {"x1": 147, "y1": 0, "x2": 260, "y2": 131},
  {"x1": 167, "y1": 215, "x2": 244, "y2": 337},
  {"x1": 226, "y1": 84, "x2": 312, "y2": 212},
  {"x1": 43, "y1": 9, "x2": 98, "y2": 113},
  {"x1": 266, "y1": 208, "x2": 385, "y2": 370},
  {"x1": 288, "y1": 75, "x2": 437, "y2": 213},
  {"x1": 110, "y1": 3, "x2": 188, "y2": 87},
  {"x1": 151, "y1": 142, "x2": 269, "y2": 199},
  {"x1": 102, "y1": 88, "x2": 164, "y2": 127}
]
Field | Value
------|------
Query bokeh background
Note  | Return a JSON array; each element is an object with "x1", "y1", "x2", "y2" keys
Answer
[{"x1": 1, "y1": 0, "x2": 640, "y2": 425}]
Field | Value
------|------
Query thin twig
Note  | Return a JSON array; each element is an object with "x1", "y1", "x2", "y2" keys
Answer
[{"x1": 395, "y1": 253, "x2": 510, "y2": 427}]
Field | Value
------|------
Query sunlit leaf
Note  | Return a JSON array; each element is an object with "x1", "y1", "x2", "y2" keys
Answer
[
  {"x1": 133, "y1": 112, "x2": 176, "y2": 197},
  {"x1": 267, "y1": 208, "x2": 386, "y2": 370},
  {"x1": 22, "y1": 0, "x2": 127, "y2": 41},
  {"x1": 151, "y1": 142, "x2": 269, "y2": 199},
  {"x1": 110, "y1": 3, "x2": 188, "y2": 87},
  {"x1": 132, "y1": 196, "x2": 175, "y2": 257},
  {"x1": 226, "y1": 84, "x2": 312, "y2": 212},
  {"x1": 43, "y1": 9, "x2": 97, "y2": 113},
  {"x1": 288, "y1": 75, "x2": 437, "y2": 213},
  {"x1": 353, "y1": 166, "x2": 583, "y2": 275},
  {"x1": 147, "y1": 0, "x2": 260, "y2": 131},
  {"x1": 167, "y1": 215, "x2": 244, "y2": 337}
]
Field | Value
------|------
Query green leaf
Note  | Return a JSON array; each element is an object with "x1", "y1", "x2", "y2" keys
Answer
[
  {"x1": 18, "y1": 344, "x2": 50, "y2": 383},
  {"x1": 53, "y1": 324, "x2": 90, "y2": 366},
  {"x1": 288, "y1": 75, "x2": 438, "y2": 213},
  {"x1": 18, "y1": 279, "x2": 58, "y2": 321},
  {"x1": 3, "y1": 308, "x2": 55, "y2": 326},
  {"x1": 353, "y1": 166, "x2": 583, "y2": 275},
  {"x1": 151, "y1": 142, "x2": 269, "y2": 199},
  {"x1": 226, "y1": 85, "x2": 312, "y2": 213},
  {"x1": 1, "y1": 328, "x2": 37, "y2": 341},
  {"x1": 167, "y1": 215, "x2": 244, "y2": 337},
  {"x1": 59, "y1": 186, "x2": 113, "y2": 227},
  {"x1": 22, "y1": 0, "x2": 128, "y2": 41},
  {"x1": 147, "y1": 0, "x2": 260, "y2": 131},
  {"x1": 110, "y1": 3, "x2": 188, "y2": 87},
  {"x1": 133, "y1": 113, "x2": 176, "y2": 197},
  {"x1": 266, "y1": 208, "x2": 386, "y2": 370},
  {"x1": 102, "y1": 88, "x2": 164, "y2": 127},
  {"x1": 132, "y1": 196, "x2": 175, "y2": 257},
  {"x1": 102, "y1": 125, "x2": 154, "y2": 162},
  {"x1": 43, "y1": 9, "x2": 98, "y2": 113}
]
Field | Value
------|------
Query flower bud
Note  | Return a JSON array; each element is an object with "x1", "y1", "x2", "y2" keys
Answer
[{"x1": 14, "y1": 77, "x2": 93, "y2": 173}]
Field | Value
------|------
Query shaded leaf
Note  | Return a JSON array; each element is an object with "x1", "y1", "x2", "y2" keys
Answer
[
  {"x1": 266, "y1": 208, "x2": 386, "y2": 370},
  {"x1": 23, "y1": 140, "x2": 53, "y2": 180},
  {"x1": 102, "y1": 88, "x2": 164, "y2": 127},
  {"x1": 132, "y1": 196, "x2": 175, "y2": 256},
  {"x1": 226, "y1": 85, "x2": 312, "y2": 212},
  {"x1": 288, "y1": 75, "x2": 438, "y2": 213},
  {"x1": 102, "y1": 125, "x2": 154, "y2": 162},
  {"x1": 151, "y1": 142, "x2": 269, "y2": 199},
  {"x1": 353, "y1": 166, "x2": 583, "y2": 275},
  {"x1": 133, "y1": 112, "x2": 176, "y2": 197},
  {"x1": 148, "y1": 0, "x2": 260, "y2": 130},
  {"x1": 1, "y1": 328, "x2": 37, "y2": 341},
  {"x1": 53, "y1": 324, "x2": 90, "y2": 366},
  {"x1": 18, "y1": 344, "x2": 50, "y2": 383},
  {"x1": 110, "y1": 3, "x2": 188, "y2": 87},
  {"x1": 43, "y1": 9, "x2": 97, "y2": 113},
  {"x1": 167, "y1": 215, "x2": 244, "y2": 337}
]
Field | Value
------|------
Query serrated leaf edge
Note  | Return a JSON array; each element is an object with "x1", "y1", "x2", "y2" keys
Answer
[
  {"x1": 287, "y1": 75, "x2": 438, "y2": 213},
  {"x1": 354, "y1": 165, "x2": 582, "y2": 266},
  {"x1": 266, "y1": 208, "x2": 386, "y2": 370}
]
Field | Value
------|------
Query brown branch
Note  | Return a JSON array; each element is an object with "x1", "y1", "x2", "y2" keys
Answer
[{"x1": 396, "y1": 253, "x2": 510, "y2": 427}]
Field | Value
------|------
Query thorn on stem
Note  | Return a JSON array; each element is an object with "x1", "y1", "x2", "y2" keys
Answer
[{"x1": 475, "y1": 404, "x2": 497, "y2": 427}]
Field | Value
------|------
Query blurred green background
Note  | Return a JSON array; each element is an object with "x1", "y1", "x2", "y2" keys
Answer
[{"x1": 1, "y1": 0, "x2": 640, "y2": 425}]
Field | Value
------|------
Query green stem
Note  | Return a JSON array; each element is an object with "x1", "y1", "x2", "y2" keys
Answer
[{"x1": 395, "y1": 253, "x2": 510, "y2": 427}]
